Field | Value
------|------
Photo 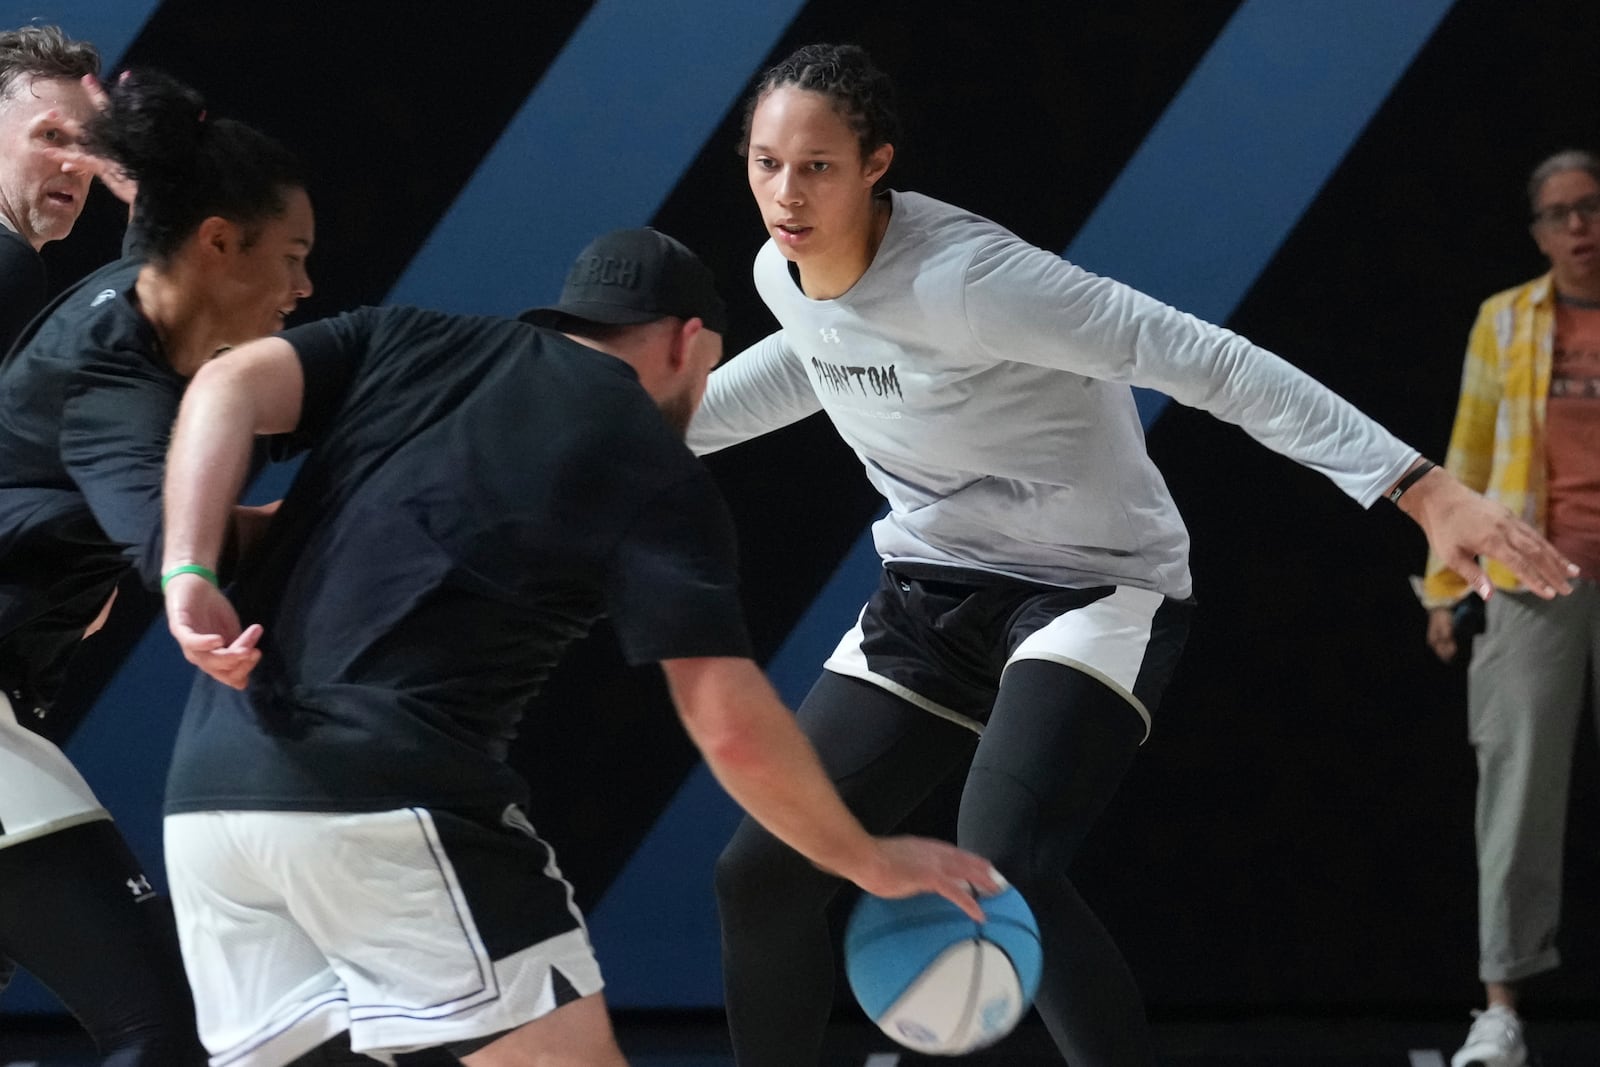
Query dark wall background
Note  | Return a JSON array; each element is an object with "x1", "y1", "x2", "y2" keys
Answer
[{"x1": 3, "y1": 0, "x2": 1596, "y2": 1023}]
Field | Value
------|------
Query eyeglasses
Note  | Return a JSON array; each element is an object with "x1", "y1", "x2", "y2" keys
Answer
[{"x1": 1531, "y1": 194, "x2": 1600, "y2": 229}]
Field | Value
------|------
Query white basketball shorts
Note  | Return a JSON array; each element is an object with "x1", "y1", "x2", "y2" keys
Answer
[
  {"x1": 164, "y1": 805, "x2": 603, "y2": 1066},
  {"x1": 0, "y1": 691, "x2": 107, "y2": 849}
]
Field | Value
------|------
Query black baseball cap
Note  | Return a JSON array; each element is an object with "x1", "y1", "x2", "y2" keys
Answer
[{"x1": 520, "y1": 227, "x2": 727, "y2": 335}]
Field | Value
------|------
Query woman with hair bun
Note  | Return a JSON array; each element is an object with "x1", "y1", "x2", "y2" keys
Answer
[{"x1": 0, "y1": 68, "x2": 312, "y2": 1065}]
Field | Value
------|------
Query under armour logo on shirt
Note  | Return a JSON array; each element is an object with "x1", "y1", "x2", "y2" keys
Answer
[
  {"x1": 126, "y1": 874, "x2": 155, "y2": 901},
  {"x1": 90, "y1": 288, "x2": 117, "y2": 307},
  {"x1": 819, "y1": 327, "x2": 841, "y2": 344}
]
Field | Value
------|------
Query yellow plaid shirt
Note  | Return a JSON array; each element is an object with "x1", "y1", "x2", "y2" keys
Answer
[{"x1": 1419, "y1": 273, "x2": 1554, "y2": 607}]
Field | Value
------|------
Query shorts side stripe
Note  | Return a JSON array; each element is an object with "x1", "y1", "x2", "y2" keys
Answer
[
  {"x1": 821, "y1": 657, "x2": 985, "y2": 735},
  {"x1": 502, "y1": 803, "x2": 587, "y2": 934},
  {"x1": 347, "y1": 808, "x2": 498, "y2": 1020}
]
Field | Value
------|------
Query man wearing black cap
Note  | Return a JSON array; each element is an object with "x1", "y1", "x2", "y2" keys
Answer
[{"x1": 152, "y1": 228, "x2": 998, "y2": 1067}]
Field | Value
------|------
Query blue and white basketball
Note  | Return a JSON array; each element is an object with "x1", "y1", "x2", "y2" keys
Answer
[{"x1": 844, "y1": 883, "x2": 1043, "y2": 1056}]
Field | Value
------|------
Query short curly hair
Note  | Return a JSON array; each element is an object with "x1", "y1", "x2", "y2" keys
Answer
[
  {"x1": 0, "y1": 24, "x2": 99, "y2": 102},
  {"x1": 738, "y1": 43, "x2": 900, "y2": 161}
]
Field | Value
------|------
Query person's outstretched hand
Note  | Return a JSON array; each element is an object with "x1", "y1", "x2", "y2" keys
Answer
[{"x1": 1399, "y1": 465, "x2": 1577, "y2": 600}]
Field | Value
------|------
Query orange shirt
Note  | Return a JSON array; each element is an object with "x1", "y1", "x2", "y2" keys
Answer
[{"x1": 1545, "y1": 295, "x2": 1600, "y2": 576}]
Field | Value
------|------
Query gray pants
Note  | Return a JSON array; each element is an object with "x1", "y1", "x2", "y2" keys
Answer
[{"x1": 1467, "y1": 579, "x2": 1600, "y2": 983}]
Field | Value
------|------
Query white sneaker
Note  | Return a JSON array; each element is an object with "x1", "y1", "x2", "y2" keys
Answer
[{"x1": 1450, "y1": 1004, "x2": 1528, "y2": 1067}]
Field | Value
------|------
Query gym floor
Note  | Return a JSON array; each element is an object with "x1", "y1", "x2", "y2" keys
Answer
[{"x1": 3, "y1": 1013, "x2": 1599, "y2": 1065}]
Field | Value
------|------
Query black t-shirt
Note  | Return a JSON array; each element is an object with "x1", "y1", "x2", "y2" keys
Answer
[
  {"x1": 164, "y1": 306, "x2": 753, "y2": 814},
  {"x1": 0, "y1": 258, "x2": 174, "y2": 712},
  {"x1": 0, "y1": 227, "x2": 46, "y2": 357}
]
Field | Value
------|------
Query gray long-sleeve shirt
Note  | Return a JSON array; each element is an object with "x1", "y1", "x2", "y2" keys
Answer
[{"x1": 689, "y1": 190, "x2": 1417, "y2": 600}]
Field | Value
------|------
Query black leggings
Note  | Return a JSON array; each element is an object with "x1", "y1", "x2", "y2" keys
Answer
[
  {"x1": 0, "y1": 819, "x2": 206, "y2": 1066},
  {"x1": 716, "y1": 660, "x2": 1152, "y2": 1066}
]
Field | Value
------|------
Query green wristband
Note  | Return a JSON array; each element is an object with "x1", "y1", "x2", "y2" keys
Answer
[{"x1": 160, "y1": 563, "x2": 219, "y2": 593}]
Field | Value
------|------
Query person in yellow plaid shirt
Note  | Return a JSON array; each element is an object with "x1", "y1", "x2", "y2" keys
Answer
[{"x1": 1421, "y1": 148, "x2": 1600, "y2": 1067}]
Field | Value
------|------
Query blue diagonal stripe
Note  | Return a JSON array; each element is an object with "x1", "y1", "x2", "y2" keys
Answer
[
  {"x1": 588, "y1": 0, "x2": 1456, "y2": 1008},
  {"x1": 1072, "y1": 0, "x2": 1456, "y2": 425},
  {"x1": 386, "y1": 0, "x2": 807, "y2": 313}
]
